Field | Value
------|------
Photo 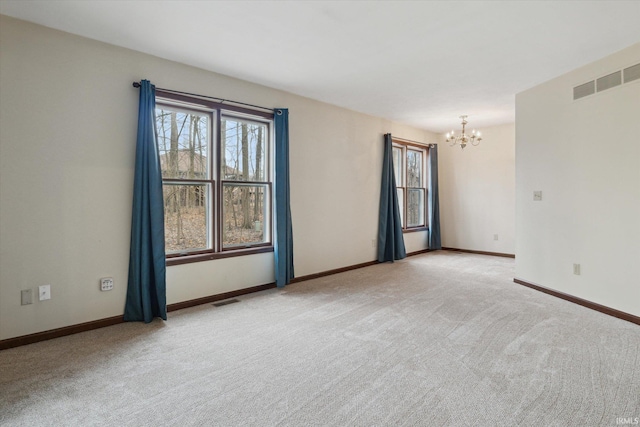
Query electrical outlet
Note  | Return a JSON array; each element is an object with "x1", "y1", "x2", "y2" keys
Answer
[
  {"x1": 39, "y1": 284, "x2": 51, "y2": 301},
  {"x1": 573, "y1": 263, "x2": 581, "y2": 275},
  {"x1": 21, "y1": 289, "x2": 33, "y2": 305},
  {"x1": 371, "y1": 239, "x2": 376, "y2": 248},
  {"x1": 533, "y1": 191, "x2": 542, "y2": 201},
  {"x1": 493, "y1": 234, "x2": 499, "y2": 241},
  {"x1": 100, "y1": 277, "x2": 114, "y2": 291}
]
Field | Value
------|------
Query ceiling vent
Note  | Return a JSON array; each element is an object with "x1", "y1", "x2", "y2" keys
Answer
[
  {"x1": 573, "y1": 81, "x2": 595, "y2": 100},
  {"x1": 623, "y1": 63, "x2": 640, "y2": 83},
  {"x1": 573, "y1": 63, "x2": 639, "y2": 101},
  {"x1": 596, "y1": 71, "x2": 622, "y2": 92}
]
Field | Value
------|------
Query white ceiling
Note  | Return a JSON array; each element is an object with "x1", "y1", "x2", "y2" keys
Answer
[{"x1": 2, "y1": 1, "x2": 639, "y2": 132}]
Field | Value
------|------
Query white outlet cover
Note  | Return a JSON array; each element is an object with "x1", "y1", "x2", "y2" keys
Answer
[
  {"x1": 100, "y1": 277, "x2": 114, "y2": 291},
  {"x1": 39, "y1": 284, "x2": 51, "y2": 301}
]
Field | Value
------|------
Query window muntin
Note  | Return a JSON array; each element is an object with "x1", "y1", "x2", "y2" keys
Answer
[
  {"x1": 156, "y1": 98, "x2": 273, "y2": 261},
  {"x1": 392, "y1": 141, "x2": 427, "y2": 230}
]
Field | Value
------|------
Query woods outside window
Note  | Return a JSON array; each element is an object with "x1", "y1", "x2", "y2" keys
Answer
[
  {"x1": 392, "y1": 140, "x2": 428, "y2": 231},
  {"x1": 156, "y1": 94, "x2": 273, "y2": 265}
]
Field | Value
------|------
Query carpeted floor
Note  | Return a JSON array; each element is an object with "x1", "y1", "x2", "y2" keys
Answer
[{"x1": 1, "y1": 251, "x2": 639, "y2": 426}]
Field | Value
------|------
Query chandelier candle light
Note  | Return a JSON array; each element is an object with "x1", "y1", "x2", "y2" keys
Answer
[{"x1": 446, "y1": 115, "x2": 482, "y2": 149}]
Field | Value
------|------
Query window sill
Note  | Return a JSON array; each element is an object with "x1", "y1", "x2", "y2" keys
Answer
[
  {"x1": 403, "y1": 227, "x2": 428, "y2": 234},
  {"x1": 166, "y1": 246, "x2": 274, "y2": 266}
]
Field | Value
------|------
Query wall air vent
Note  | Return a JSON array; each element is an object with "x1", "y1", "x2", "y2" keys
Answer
[
  {"x1": 573, "y1": 81, "x2": 595, "y2": 100},
  {"x1": 596, "y1": 71, "x2": 622, "y2": 92},
  {"x1": 574, "y1": 64, "x2": 639, "y2": 101},
  {"x1": 623, "y1": 63, "x2": 640, "y2": 83}
]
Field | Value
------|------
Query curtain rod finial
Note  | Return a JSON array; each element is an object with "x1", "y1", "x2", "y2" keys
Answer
[{"x1": 132, "y1": 82, "x2": 141, "y2": 88}]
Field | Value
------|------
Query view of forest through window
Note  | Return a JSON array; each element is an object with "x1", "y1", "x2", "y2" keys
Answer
[
  {"x1": 406, "y1": 149, "x2": 424, "y2": 227},
  {"x1": 221, "y1": 118, "x2": 268, "y2": 248},
  {"x1": 158, "y1": 108, "x2": 210, "y2": 252},
  {"x1": 157, "y1": 105, "x2": 270, "y2": 254},
  {"x1": 393, "y1": 144, "x2": 427, "y2": 229}
]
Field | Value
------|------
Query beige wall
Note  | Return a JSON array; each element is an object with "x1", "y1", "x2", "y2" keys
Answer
[
  {"x1": 515, "y1": 43, "x2": 640, "y2": 317},
  {"x1": 0, "y1": 16, "x2": 435, "y2": 340},
  {"x1": 439, "y1": 123, "x2": 516, "y2": 254}
]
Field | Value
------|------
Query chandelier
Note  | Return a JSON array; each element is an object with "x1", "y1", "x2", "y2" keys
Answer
[{"x1": 446, "y1": 115, "x2": 482, "y2": 149}]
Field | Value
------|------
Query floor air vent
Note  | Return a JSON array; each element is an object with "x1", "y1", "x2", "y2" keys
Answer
[{"x1": 213, "y1": 299, "x2": 240, "y2": 307}]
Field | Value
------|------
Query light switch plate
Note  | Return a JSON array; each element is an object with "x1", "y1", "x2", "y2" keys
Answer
[
  {"x1": 39, "y1": 284, "x2": 51, "y2": 301},
  {"x1": 533, "y1": 191, "x2": 542, "y2": 201}
]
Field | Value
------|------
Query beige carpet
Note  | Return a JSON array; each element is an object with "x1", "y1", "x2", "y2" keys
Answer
[{"x1": 1, "y1": 251, "x2": 639, "y2": 426}]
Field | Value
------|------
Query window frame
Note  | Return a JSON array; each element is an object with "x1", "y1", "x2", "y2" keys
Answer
[
  {"x1": 392, "y1": 138, "x2": 429, "y2": 233},
  {"x1": 156, "y1": 90, "x2": 275, "y2": 266},
  {"x1": 219, "y1": 113, "x2": 273, "y2": 252}
]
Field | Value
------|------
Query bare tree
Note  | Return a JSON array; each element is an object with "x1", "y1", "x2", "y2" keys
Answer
[
  {"x1": 241, "y1": 124, "x2": 252, "y2": 229},
  {"x1": 253, "y1": 126, "x2": 263, "y2": 222}
]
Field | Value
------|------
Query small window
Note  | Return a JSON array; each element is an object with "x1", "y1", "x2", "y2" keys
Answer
[
  {"x1": 221, "y1": 116, "x2": 270, "y2": 248},
  {"x1": 392, "y1": 140, "x2": 428, "y2": 231},
  {"x1": 158, "y1": 106, "x2": 213, "y2": 254}
]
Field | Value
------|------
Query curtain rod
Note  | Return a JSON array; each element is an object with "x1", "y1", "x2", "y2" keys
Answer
[
  {"x1": 389, "y1": 135, "x2": 436, "y2": 148},
  {"x1": 132, "y1": 82, "x2": 277, "y2": 113}
]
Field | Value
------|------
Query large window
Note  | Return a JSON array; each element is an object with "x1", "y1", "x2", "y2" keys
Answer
[
  {"x1": 392, "y1": 140, "x2": 428, "y2": 231},
  {"x1": 156, "y1": 93, "x2": 273, "y2": 265}
]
